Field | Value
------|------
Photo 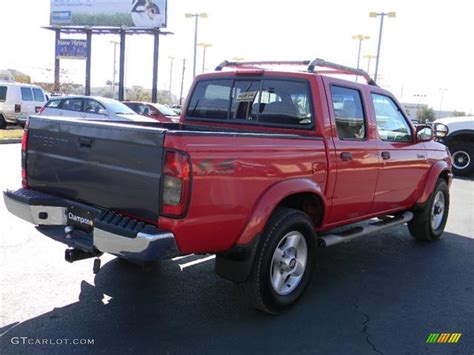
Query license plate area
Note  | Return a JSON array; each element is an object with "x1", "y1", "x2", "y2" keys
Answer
[{"x1": 67, "y1": 206, "x2": 97, "y2": 233}]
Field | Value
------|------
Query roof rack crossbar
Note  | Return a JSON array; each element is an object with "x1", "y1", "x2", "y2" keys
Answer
[
  {"x1": 215, "y1": 60, "x2": 311, "y2": 71},
  {"x1": 308, "y1": 58, "x2": 377, "y2": 85},
  {"x1": 214, "y1": 58, "x2": 377, "y2": 86}
]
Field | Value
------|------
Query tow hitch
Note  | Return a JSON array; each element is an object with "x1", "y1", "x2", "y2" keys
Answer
[{"x1": 65, "y1": 249, "x2": 103, "y2": 274}]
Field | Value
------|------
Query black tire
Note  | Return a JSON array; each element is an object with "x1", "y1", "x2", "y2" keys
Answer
[
  {"x1": 449, "y1": 143, "x2": 474, "y2": 176},
  {"x1": 0, "y1": 115, "x2": 6, "y2": 130},
  {"x1": 241, "y1": 208, "x2": 316, "y2": 314},
  {"x1": 408, "y1": 179, "x2": 450, "y2": 241}
]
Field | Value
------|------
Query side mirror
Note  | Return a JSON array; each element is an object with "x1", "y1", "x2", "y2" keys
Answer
[
  {"x1": 416, "y1": 125, "x2": 434, "y2": 142},
  {"x1": 434, "y1": 123, "x2": 449, "y2": 139}
]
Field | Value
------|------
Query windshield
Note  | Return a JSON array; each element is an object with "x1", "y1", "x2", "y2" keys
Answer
[
  {"x1": 155, "y1": 104, "x2": 178, "y2": 116},
  {"x1": 101, "y1": 99, "x2": 137, "y2": 115}
]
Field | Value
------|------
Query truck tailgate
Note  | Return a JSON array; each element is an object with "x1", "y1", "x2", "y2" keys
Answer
[{"x1": 25, "y1": 117, "x2": 165, "y2": 222}]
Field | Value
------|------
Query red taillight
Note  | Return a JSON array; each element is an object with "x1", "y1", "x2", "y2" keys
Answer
[
  {"x1": 15, "y1": 104, "x2": 21, "y2": 113},
  {"x1": 21, "y1": 122, "x2": 29, "y2": 188},
  {"x1": 161, "y1": 150, "x2": 191, "y2": 217},
  {"x1": 38, "y1": 106, "x2": 45, "y2": 114}
]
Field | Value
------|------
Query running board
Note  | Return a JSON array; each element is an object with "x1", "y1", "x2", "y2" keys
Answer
[{"x1": 318, "y1": 211, "x2": 414, "y2": 248}]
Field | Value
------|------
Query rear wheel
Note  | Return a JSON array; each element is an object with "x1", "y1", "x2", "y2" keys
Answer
[
  {"x1": 408, "y1": 179, "x2": 449, "y2": 241},
  {"x1": 241, "y1": 208, "x2": 316, "y2": 314},
  {"x1": 449, "y1": 143, "x2": 474, "y2": 176}
]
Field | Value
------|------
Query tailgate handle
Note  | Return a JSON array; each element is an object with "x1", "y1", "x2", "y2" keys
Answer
[{"x1": 79, "y1": 137, "x2": 93, "y2": 148}]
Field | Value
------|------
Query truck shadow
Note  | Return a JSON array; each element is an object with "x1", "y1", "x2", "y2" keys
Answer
[{"x1": 2, "y1": 230, "x2": 473, "y2": 354}]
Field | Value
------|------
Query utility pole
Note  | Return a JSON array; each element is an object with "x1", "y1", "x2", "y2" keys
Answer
[{"x1": 110, "y1": 40, "x2": 119, "y2": 99}]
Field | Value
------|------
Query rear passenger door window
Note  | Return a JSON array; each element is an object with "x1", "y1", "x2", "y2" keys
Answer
[
  {"x1": 84, "y1": 99, "x2": 106, "y2": 115},
  {"x1": 21, "y1": 87, "x2": 34, "y2": 101},
  {"x1": 62, "y1": 98, "x2": 83, "y2": 112},
  {"x1": 371, "y1": 94, "x2": 412, "y2": 142},
  {"x1": 46, "y1": 99, "x2": 61, "y2": 108},
  {"x1": 330, "y1": 86, "x2": 366, "y2": 140},
  {"x1": 32, "y1": 88, "x2": 45, "y2": 102}
]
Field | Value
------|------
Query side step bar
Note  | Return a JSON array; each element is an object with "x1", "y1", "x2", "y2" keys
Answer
[{"x1": 318, "y1": 211, "x2": 414, "y2": 248}]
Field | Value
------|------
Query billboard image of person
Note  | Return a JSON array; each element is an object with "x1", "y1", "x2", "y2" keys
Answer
[{"x1": 50, "y1": 0, "x2": 167, "y2": 28}]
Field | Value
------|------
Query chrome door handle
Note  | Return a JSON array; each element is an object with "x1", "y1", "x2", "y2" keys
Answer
[{"x1": 340, "y1": 152, "x2": 353, "y2": 161}]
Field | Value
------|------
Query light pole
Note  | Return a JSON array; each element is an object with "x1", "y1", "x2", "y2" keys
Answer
[
  {"x1": 363, "y1": 54, "x2": 377, "y2": 76},
  {"x1": 110, "y1": 40, "x2": 119, "y2": 99},
  {"x1": 352, "y1": 35, "x2": 370, "y2": 70},
  {"x1": 168, "y1": 56, "x2": 175, "y2": 104},
  {"x1": 438, "y1": 88, "x2": 448, "y2": 119},
  {"x1": 198, "y1": 43, "x2": 212, "y2": 73},
  {"x1": 179, "y1": 58, "x2": 187, "y2": 106},
  {"x1": 185, "y1": 13, "x2": 208, "y2": 78},
  {"x1": 369, "y1": 11, "x2": 396, "y2": 83}
]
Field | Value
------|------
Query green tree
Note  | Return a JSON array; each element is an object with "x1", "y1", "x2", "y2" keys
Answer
[
  {"x1": 452, "y1": 111, "x2": 466, "y2": 117},
  {"x1": 417, "y1": 106, "x2": 436, "y2": 123}
]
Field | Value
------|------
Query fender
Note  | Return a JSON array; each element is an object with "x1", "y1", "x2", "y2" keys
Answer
[
  {"x1": 417, "y1": 161, "x2": 452, "y2": 205},
  {"x1": 235, "y1": 178, "x2": 326, "y2": 245}
]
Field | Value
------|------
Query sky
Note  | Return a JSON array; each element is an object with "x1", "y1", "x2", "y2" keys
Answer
[{"x1": 0, "y1": 0, "x2": 473, "y2": 113}]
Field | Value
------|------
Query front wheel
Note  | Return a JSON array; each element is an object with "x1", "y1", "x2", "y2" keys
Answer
[
  {"x1": 241, "y1": 208, "x2": 316, "y2": 314},
  {"x1": 408, "y1": 179, "x2": 450, "y2": 241},
  {"x1": 449, "y1": 143, "x2": 474, "y2": 176}
]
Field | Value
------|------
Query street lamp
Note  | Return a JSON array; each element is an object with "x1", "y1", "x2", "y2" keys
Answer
[
  {"x1": 198, "y1": 43, "x2": 212, "y2": 73},
  {"x1": 363, "y1": 54, "x2": 377, "y2": 76},
  {"x1": 185, "y1": 13, "x2": 208, "y2": 78},
  {"x1": 438, "y1": 88, "x2": 448, "y2": 119},
  {"x1": 369, "y1": 11, "x2": 396, "y2": 83},
  {"x1": 168, "y1": 56, "x2": 175, "y2": 104},
  {"x1": 352, "y1": 35, "x2": 370, "y2": 70},
  {"x1": 179, "y1": 58, "x2": 187, "y2": 106}
]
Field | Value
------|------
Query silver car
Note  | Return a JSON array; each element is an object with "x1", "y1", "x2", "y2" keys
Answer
[{"x1": 39, "y1": 96, "x2": 156, "y2": 123}]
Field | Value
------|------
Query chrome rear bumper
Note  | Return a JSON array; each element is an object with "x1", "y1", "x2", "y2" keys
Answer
[{"x1": 3, "y1": 189, "x2": 180, "y2": 262}]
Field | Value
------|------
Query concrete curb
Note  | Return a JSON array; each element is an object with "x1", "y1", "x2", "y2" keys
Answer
[{"x1": 0, "y1": 139, "x2": 21, "y2": 144}]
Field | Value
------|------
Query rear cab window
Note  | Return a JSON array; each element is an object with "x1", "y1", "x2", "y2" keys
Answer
[
  {"x1": 0, "y1": 86, "x2": 7, "y2": 102},
  {"x1": 186, "y1": 77, "x2": 314, "y2": 129},
  {"x1": 21, "y1": 87, "x2": 34, "y2": 101}
]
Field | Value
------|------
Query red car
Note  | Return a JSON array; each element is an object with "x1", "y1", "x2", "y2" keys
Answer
[
  {"x1": 4, "y1": 59, "x2": 452, "y2": 314},
  {"x1": 123, "y1": 101, "x2": 180, "y2": 123}
]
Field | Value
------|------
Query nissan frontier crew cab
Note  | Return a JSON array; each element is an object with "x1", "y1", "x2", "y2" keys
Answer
[{"x1": 4, "y1": 59, "x2": 452, "y2": 314}]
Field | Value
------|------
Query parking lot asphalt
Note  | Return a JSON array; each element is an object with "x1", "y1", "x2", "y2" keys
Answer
[{"x1": 1, "y1": 143, "x2": 473, "y2": 355}]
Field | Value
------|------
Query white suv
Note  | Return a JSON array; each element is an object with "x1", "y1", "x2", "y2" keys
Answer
[{"x1": 0, "y1": 81, "x2": 47, "y2": 129}]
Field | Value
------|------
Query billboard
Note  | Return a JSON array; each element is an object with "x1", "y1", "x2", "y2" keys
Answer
[
  {"x1": 50, "y1": 0, "x2": 167, "y2": 28},
  {"x1": 56, "y1": 39, "x2": 88, "y2": 60}
]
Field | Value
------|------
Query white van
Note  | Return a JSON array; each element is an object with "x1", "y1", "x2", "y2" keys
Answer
[{"x1": 0, "y1": 81, "x2": 47, "y2": 129}]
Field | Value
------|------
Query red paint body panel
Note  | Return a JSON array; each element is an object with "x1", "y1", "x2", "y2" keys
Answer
[
  {"x1": 159, "y1": 135, "x2": 328, "y2": 254},
  {"x1": 154, "y1": 70, "x2": 451, "y2": 254}
]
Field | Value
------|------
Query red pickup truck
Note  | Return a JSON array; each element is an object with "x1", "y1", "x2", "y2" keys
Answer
[{"x1": 4, "y1": 59, "x2": 452, "y2": 314}]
